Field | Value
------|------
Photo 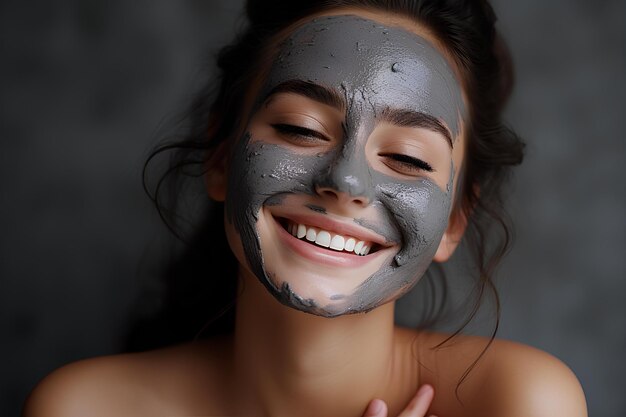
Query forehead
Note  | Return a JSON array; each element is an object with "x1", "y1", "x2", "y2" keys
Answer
[{"x1": 261, "y1": 14, "x2": 465, "y2": 138}]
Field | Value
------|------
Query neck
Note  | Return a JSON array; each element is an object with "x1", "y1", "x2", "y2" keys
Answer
[{"x1": 232, "y1": 269, "x2": 398, "y2": 417}]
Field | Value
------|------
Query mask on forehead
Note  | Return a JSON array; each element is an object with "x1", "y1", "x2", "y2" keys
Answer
[{"x1": 225, "y1": 15, "x2": 465, "y2": 317}]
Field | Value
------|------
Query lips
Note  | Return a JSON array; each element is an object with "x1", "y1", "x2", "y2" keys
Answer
[
  {"x1": 285, "y1": 220, "x2": 373, "y2": 255},
  {"x1": 273, "y1": 218, "x2": 389, "y2": 269},
  {"x1": 270, "y1": 207, "x2": 395, "y2": 259}
]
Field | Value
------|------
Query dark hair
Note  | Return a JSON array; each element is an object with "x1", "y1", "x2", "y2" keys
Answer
[{"x1": 128, "y1": 0, "x2": 524, "y2": 386}]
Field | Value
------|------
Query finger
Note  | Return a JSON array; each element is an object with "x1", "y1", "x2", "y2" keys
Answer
[
  {"x1": 362, "y1": 398, "x2": 388, "y2": 417},
  {"x1": 397, "y1": 384, "x2": 435, "y2": 417}
]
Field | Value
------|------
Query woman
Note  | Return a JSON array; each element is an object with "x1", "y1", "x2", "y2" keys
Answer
[{"x1": 23, "y1": 1, "x2": 587, "y2": 416}]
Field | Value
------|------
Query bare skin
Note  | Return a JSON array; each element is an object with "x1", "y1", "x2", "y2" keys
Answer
[
  {"x1": 23, "y1": 7, "x2": 588, "y2": 417},
  {"x1": 23, "y1": 276, "x2": 587, "y2": 417}
]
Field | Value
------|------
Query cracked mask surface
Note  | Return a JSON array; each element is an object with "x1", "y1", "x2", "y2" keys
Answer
[{"x1": 225, "y1": 15, "x2": 465, "y2": 317}]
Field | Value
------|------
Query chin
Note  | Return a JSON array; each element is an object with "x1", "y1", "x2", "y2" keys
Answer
[{"x1": 269, "y1": 278, "x2": 395, "y2": 318}]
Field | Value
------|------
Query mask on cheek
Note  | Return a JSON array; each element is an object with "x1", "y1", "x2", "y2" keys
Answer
[{"x1": 224, "y1": 15, "x2": 463, "y2": 317}]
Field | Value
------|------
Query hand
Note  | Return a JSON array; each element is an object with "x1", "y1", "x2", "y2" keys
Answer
[{"x1": 362, "y1": 384, "x2": 436, "y2": 417}]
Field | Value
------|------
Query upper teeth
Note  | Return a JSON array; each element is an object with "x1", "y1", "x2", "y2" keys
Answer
[{"x1": 287, "y1": 221, "x2": 372, "y2": 256}]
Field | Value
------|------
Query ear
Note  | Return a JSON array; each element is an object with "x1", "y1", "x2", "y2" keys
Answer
[
  {"x1": 204, "y1": 145, "x2": 229, "y2": 202},
  {"x1": 433, "y1": 207, "x2": 468, "y2": 263}
]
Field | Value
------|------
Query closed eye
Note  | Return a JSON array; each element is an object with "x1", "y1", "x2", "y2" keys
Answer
[
  {"x1": 271, "y1": 123, "x2": 329, "y2": 142},
  {"x1": 380, "y1": 153, "x2": 434, "y2": 173}
]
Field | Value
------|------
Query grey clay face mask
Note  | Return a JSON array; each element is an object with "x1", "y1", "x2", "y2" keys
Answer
[{"x1": 225, "y1": 15, "x2": 465, "y2": 317}]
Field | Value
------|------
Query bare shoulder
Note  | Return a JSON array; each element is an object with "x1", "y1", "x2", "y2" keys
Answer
[
  {"x1": 486, "y1": 337, "x2": 588, "y2": 417},
  {"x1": 22, "y1": 338, "x2": 234, "y2": 417},
  {"x1": 411, "y1": 330, "x2": 587, "y2": 417},
  {"x1": 22, "y1": 352, "x2": 155, "y2": 417}
]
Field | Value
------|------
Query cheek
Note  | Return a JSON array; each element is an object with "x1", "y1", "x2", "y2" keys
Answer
[
  {"x1": 224, "y1": 134, "x2": 333, "y2": 275},
  {"x1": 378, "y1": 180, "x2": 452, "y2": 265},
  {"x1": 343, "y1": 182, "x2": 452, "y2": 312}
]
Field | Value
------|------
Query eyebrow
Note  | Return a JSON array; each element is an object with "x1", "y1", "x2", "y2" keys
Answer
[
  {"x1": 379, "y1": 107, "x2": 453, "y2": 148},
  {"x1": 264, "y1": 80, "x2": 345, "y2": 110},
  {"x1": 264, "y1": 80, "x2": 453, "y2": 147}
]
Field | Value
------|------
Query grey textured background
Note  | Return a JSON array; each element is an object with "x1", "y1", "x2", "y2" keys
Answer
[{"x1": 1, "y1": 1, "x2": 624, "y2": 416}]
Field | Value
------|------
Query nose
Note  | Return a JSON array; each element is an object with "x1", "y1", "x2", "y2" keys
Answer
[
  {"x1": 313, "y1": 160, "x2": 374, "y2": 207},
  {"x1": 314, "y1": 183, "x2": 370, "y2": 207}
]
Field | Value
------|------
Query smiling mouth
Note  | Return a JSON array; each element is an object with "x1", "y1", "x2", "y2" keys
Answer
[{"x1": 277, "y1": 218, "x2": 380, "y2": 256}]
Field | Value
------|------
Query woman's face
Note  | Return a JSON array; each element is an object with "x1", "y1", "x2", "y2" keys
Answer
[{"x1": 220, "y1": 12, "x2": 466, "y2": 317}]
